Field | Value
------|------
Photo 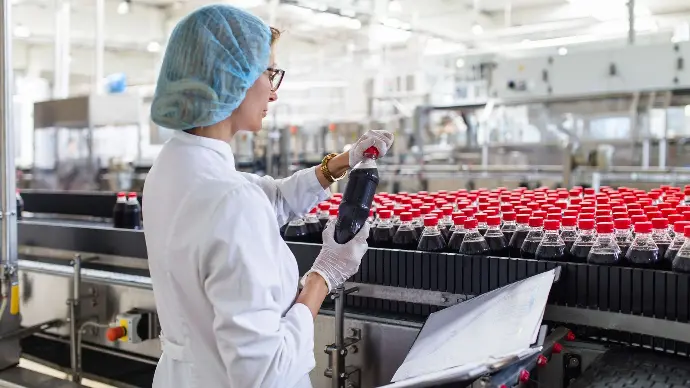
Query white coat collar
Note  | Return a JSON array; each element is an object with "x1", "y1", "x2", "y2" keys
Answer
[{"x1": 172, "y1": 130, "x2": 235, "y2": 169}]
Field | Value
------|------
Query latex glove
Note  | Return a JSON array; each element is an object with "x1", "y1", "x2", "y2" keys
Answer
[
  {"x1": 302, "y1": 221, "x2": 370, "y2": 291},
  {"x1": 348, "y1": 130, "x2": 394, "y2": 168}
]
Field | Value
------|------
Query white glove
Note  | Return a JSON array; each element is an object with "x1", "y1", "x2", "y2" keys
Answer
[
  {"x1": 302, "y1": 221, "x2": 370, "y2": 291},
  {"x1": 349, "y1": 130, "x2": 394, "y2": 168}
]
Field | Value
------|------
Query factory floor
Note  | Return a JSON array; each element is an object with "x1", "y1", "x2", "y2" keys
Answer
[{"x1": 19, "y1": 358, "x2": 115, "y2": 388}]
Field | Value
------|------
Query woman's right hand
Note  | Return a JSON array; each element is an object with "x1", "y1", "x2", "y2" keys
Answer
[{"x1": 303, "y1": 221, "x2": 370, "y2": 291}]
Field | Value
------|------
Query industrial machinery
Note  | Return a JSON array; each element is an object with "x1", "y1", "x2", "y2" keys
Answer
[{"x1": 3, "y1": 190, "x2": 690, "y2": 388}]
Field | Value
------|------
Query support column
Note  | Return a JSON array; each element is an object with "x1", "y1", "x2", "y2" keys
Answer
[
  {"x1": 627, "y1": 0, "x2": 635, "y2": 45},
  {"x1": 94, "y1": 0, "x2": 105, "y2": 95}
]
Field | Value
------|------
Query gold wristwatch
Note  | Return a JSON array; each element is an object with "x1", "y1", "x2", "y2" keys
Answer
[{"x1": 320, "y1": 153, "x2": 347, "y2": 183}]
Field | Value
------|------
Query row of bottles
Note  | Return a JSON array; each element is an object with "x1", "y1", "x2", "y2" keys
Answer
[{"x1": 112, "y1": 192, "x2": 142, "y2": 229}]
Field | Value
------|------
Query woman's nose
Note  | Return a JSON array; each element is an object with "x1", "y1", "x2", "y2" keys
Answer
[{"x1": 269, "y1": 90, "x2": 278, "y2": 102}]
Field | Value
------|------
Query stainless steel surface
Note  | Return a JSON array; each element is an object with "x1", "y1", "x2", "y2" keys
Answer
[
  {"x1": 19, "y1": 246, "x2": 149, "y2": 271},
  {"x1": 69, "y1": 256, "x2": 82, "y2": 382},
  {"x1": 347, "y1": 282, "x2": 473, "y2": 307},
  {"x1": 0, "y1": 320, "x2": 62, "y2": 342},
  {"x1": 0, "y1": 366, "x2": 85, "y2": 387},
  {"x1": 544, "y1": 305, "x2": 690, "y2": 343},
  {"x1": 18, "y1": 260, "x2": 152, "y2": 290},
  {"x1": 0, "y1": 0, "x2": 22, "y2": 371}
]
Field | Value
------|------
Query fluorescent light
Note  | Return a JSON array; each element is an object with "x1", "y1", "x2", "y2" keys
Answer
[
  {"x1": 13, "y1": 25, "x2": 30, "y2": 38},
  {"x1": 558, "y1": 46, "x2": 568, "y2": 56},
  {"x1": 117, "y1": 1, "x2": 129, "y2": 14},
  {"x1": 685, "y1": 105, "x2": 690, "y2": 117},
  {"x1": 471, "y1": 23, "x2": 484, "y2": 35},
  {"x1": 455, "y1": 58, "x2": 466, "y2": 68},
  {"x1": 388, "y1": 0, "x2": 401, "y2": 12},
  {"x1": 147, "y1": 41, "x2": 161, "y2": 53}
]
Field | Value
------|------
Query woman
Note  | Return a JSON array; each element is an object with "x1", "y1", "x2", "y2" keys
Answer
[{"x1": 143, "y1": 5, "x2": 393, "y2": 388}]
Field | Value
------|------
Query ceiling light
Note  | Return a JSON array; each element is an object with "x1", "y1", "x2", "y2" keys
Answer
[
  {"x1": 685, "y1": 105, "x2": 690, "y2": 117},
  {"x1": 388, "y1": 0, "x2": 401, "y2": 13},
  {"x1": 558, "y1": 46, "x2": 568, "y2": 56},
  {"x1": 455, "y1": 58, "x2": 466, "y2": 68},
  {"x1": 117, "y1": 0, "x2": 130, "y2": 15},
  {"x1": 471, "y1": 23, "x2": 484, "y2": 35},
  {"x1": 147, "y1": 41, "x2": 161, "y2": 53},
  {"x1": 13, "y1": 24, "x2": 30, "y2": 38}
]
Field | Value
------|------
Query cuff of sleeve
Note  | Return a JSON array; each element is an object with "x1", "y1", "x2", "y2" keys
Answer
[{"x1": 287, "y1": 303, "x2": 317, "y2": 369}]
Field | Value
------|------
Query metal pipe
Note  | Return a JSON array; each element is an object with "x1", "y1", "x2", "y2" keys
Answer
[
  {"x1": 77, "y1": 321, "x2": 111, "y2": 376},
  {"x1": 641, "y1": 139, "x2": 650, "y2": 170},
  {"x1": 659, "y1": 139, "x2": 667, "y2": 169},
  {"x1": 628, "y1": 0, "x2": 635, "y2": 45},
  {"x1": 332, "y1": 286, "x2": 345, "y2": 388},
  {"x1": 94, "y1": 0, "x2": 105, "y2": 95},
  {"x1": 69, "y1": 254, "x2": 82, "y2": 383}
]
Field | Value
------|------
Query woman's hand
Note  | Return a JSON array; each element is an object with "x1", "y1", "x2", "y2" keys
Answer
[
  {"x1": 303, "y1": 221, "x2": 370, "y2": 291},
  {"x1": 348, "y1": 130, "x2": 394, "y2": 167}
]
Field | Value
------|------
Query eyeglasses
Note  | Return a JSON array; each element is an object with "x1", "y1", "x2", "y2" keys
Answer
[{"x1": 266, "y1": 67, "x2": 285, "y2": 91}]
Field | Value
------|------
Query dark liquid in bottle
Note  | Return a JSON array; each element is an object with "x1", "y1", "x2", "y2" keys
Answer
[
  {"x1": 459, "y1": 239, "x2": 490, "y2": 255},
  {"x1": 485, "y1": 235, "x2": 508, "y2": 256},
  {"x1": 535, "y1": 244, "x2": 566, "y2": 261},
  {"x1": 665, "y1": 247, "x2": 680, "y2": 265},
  {"x1": 502, "y1": 230, "x2": 515, "y2": 242},
  {"x1": 16, "y1": 195, "x2": 23, "y2": 220},
  {"x1": 619, "y1": 243, "x2": 630, "y2": 259},
  {"x1": 280, "y1": 223, "x2": 288, "y2": 238},
  {"x1": 656, "y1": 243, "x2": 670, "y2": 267},
  {"x1": 478, "y1": 226, "x2": 488, "y2": 236},
  {"x1": 626, "y1": 248, "x2": 660, "y2": 268},
  {"x1": 415, "y1": 224, "x2": 424, "y2": 236},
  {"x1": 418, "y1": 234, "x2": 447, "y2": 252},
  {"x1": 305, "y1": 220, "x2": 323, "y2": 243},
  {"x1": 588, "y1": 252, "x2": 620, "y2": 265},
  {"x1": 318, "y1": 217, "x2": 329, "y2": 228},
  {"x1": 441, "y1": 226, "x2": 452, "y2": 242},
  {"x1": 284, "y1": 224, "x2": 309, "y2": 242},
  {"x1": 508, "y1": 230, "x2": 529, "y2": 258},
  {"x1": 334, "y1": 167, "x2": 379, "y2": 244},
  {"x1": 371, "y1": 226, "x2": 395, "y2": 248},
  {"x1": 447, "y1": 232, "x2": 466, "y2": 253},
  {"x1": 570, "y1": 245, "x2": 592, "y2": 263},
  {"x1": 113, "y1": 203, "x2": 126, "y2": 228},
  {"x1": 673, "y1": 254, "x2": 690, "y2": 273},
  {"x1": 392, "y1": 228, "x2": 418, "y2": 250},
  {"x1": 124, "y1": 205, "x2": 141, "y2": 229},
  {"x1": 563, "y1": 240, "x2": 577, "y2": 261}
]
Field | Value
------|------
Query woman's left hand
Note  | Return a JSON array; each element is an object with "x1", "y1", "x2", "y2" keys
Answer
[{"x1": 348, "y1": 130, "x2": 394, "y2": 167}]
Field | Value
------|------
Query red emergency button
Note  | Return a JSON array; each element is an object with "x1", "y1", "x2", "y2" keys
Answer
[
  {"x1": 536, "y1": 355, "x2": 548, "y2": 367},
  {"x1": 553, "y1": 342, "x2": 563, "y2": 353},
  {"x1": 518, "y1": 370, "x2": 530, "y2": 383},
  {"x1": 106, "y1": 326, "x2": 127, "y2": 342}
]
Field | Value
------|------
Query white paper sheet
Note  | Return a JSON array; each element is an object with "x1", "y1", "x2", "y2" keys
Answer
[{"x1": 388, "y1": 268, "x2": 557, "y2": 385}]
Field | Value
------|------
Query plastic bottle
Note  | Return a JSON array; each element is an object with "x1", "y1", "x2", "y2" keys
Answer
[
  {"x1": 534, "y1": 219, "x2": 565, "y2": 261},
  {"x1": 501, "y1": 211, "x2": 517, "y2": 241},
  {"x1": 317, "y1": 203, "x2": 331, "y2": 227},
  {"x1": 614, "y1": 218, "x2": 633, "y2": 258},
  {"x1": 438, "y1": 206, "x2": 454, "y2": 241},
  {"x1": 15, "y1": 190, "x2": 23, "y2": 220},
  {"x1": 112, "y1": 192, "x2": 127, "y2": 228},
  {"x1": 651, "y1": 218, "x2": 673, "y2": 264},
  {"x1": 587, "y1": 222, "x2": 621, "y2": 265},
  {"x1": 475, "y1": 212, "x2": 488, "y2": 235},
  {"x1": 392, "y1": 212, "x2": 418, "y2": 250},
  {"x1": 626, "y1": 222, "x2": 660, "y2": 268},
  {"x1": 410, "y1": 209, "x2": 424, "y2": 236},
  {"x1": 417, "y1": 216, "x2": 447, "y2": 252},
  {"x1": 672, "y1": 225, "x2": 690, "y2": 273},
  {"x1": 560, "y1": 216, "x2": 579, "y2": 260},
  {"x1": 520, "y1": 217, "x2": 545, "y2": 259},
  {"x1": 459, "y1": 218, "x2": 490, "y2": 255},
  {"x1": 665, "y1": 221, "x2": 690, "y2": 265},
  {"x1": 123, "y1": 192, "x2": 141, "y2": 229},
  {"x1": 327, "y1": 207, "x2": 339, "y2": 226},
  {"x1": 284, "y1": 217, "x2": 309, "y2": 242},
  {"x1": 392, "y1": 207, "x2": 404, "y2": 234},
  {"x1": 371, "y1": 209, "x2": 395, "y2": 248},
  {"x1": 570, "y1": 219, "x2": 596, "y2": 263},
  {"x1": 304, "y1": 208, "x2": 323, "y2": 243},
  {"x1": 484, "y1": 216, "x2": 508, "y2": 256},
  {"x1": 508, "y1": 213, "x2": 531, "y2": 257},
  {"x1": 668, "y1": 214, "x2": 684, "y2": 239},
  {"x1": 334, "y1": 147, "x2": 380, "y2": 244},
  {"x1": 447, "y1": 215, "x2": 467, "y2": 253}
]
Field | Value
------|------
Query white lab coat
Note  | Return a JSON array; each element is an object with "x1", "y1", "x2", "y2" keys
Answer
[{"x1": 143, "y1": 131, "x2": 329, "y2": 388}]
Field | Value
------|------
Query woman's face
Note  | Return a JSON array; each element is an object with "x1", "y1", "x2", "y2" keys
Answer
[{"x1": 231, "y1": 51, "x2": 278, "y2": 132}]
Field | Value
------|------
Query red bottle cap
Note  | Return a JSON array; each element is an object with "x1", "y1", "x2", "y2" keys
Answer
[
  {"x1": 516, "y1": 214, "x2": 530, "y2": 224},
  {"x1": 533, "y1": 210, "x2": 547, "y2": 219},
  {"x1": 487, "y1": 216, "x2": 501, "y2": 226},
  {"x1": 674, "y1": 221, "x2": 690, "y2": 234},
  {"x1": 651, "y1": 218, "x2": 668, "y2": 229},
  {"x1": 562, "y1": 216, "x2": 577, "y2": 227},
  {"x1": 596, "y1": 197, "x2": 610, "y2": 205},
  {"x1": 410, "y1": 209, "x2": 421, "y2": 218},
  {"x1": 569, "y1": 189, "x2": 580, "y2": 197},
  {"x1": 596, "y1": 216, "x2": 613, "y2": 224},
  {"x1": 453, "y1": 215, "x2": 467, "y2": 226},
  {"x1": 128, "y1": 192, "x2": 138, "y2": 198},
  {"x1": 684, "y1": 225, "x2": 690, "y2": 238},
  {"x1": 106, "y1": 326, "x2": 127, "y2": 342},
  {"x1": 627, "y1": 203, "x2": 642, "y2": 210},
  {"x1": 441, "y1": 206, "x2": 453, "y2": 216},
  {"x1": 546, "y1": 213, "x2": 561, "y2": 220},
  {"x1": 393, "y1": 207, "x2": 404, "y2": 216},
  {"x1": 596, "y1": 222, "x2": 614, "y2": 234},
  {"x1": 329, "y1": 207, "x2": 339, "y2": 216},
  {"x1": 528, "y1": 217, "x2": 544, "y2": 228},
  {"x1": 595, "y1": 210, "x2": 611, "y2": 217},
  {"x1": 500, "y1": 204, "x2": 513, "y2": 212},
  {"x1": 378, "y1": 210, "x2": 392, "y2": 219},
  {"x1": 544, "y1": 219, "x2": 560, "y2": 231},
  {"x1": 475, "y1": 212, "x2": 487, "y2": 222},
  {"x1": 502, "y1": 211, "x2": 516, "y2": 221},
  {"x1": 309, "y1": 208, "x2": 317, "y2": 214},
  {"x1": 578, "y1": 219, "x2": 595, "y2": 230},
  {"x1": 584, "y1": 188, "x2": 595, "y2": 195},
  {"x1": 362, "y1": 146, "x2": 379, "y2": 159},
  {"x1": 628, "y1": 209, "x2": 644, "y2": 217},
  {"x1": 420, "y1": 205, "x2": 433, "y2": 215},
  {"x1": 647, "y1": 211, "x2": 663, "y2": 221},
  {"x1": 579, "y1": 213, "x2": 594, "y2": 220},
  {"x1": 635, "y1": 222, "x2": 653, "y2": 234},
  {"x1": 423, "y1": 216, "x2": 438, "y2": 227},
  {"x1": 612, "y1": 212, "x2": 628, "y2": 220},
  {"x1": 644, "y1": 206, "x2": 659, "y2": 214},
  {"x1": 116, "y1": 192, "x2": 126, "y2": 198},
  {"x1": 631, "y1": 215, "x2": 648, "y2": 225},
  {"x1": 318, "y1": 203, "x2": 330, "y2": 211},
  {"x1": 563, "y1": 210, "x2": 578, "y2": 218},
  {"x1": 614, "y1": 218, "x2": 631, "y2": 230},
  {"x1": 547, "y1": 207, "x2": 561, "y2": 214},
  {"x1": 464, "y1": 218, "x2": 478, "y2": 230},
  {"x1": 669, "y1": 213, "x2": 684, "y2": 225},
  {"x1": 677, "y1": 205, "x2": 690, "y2": 214}
]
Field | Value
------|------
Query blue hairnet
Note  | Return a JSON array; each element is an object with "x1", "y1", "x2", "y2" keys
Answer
[{"x1": 151, "y1": 5, "x2": 272, "y2": 130}]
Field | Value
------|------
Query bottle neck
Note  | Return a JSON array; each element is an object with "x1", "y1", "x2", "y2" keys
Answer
[
  {"x1": 529, "y1": 226, "x2": 543, "y2": 232},
  {"x1": 580, "y1": 229, "x2": 596, "y2": 237},
  {"x1": 377, "y1": 219, "x2": 393, "y2": 228},
  {"x1": 502, "y1": 220, "x2": 516, "y2": 227},
  {"x1": 561, "y1": 225, "x2": 576, "y2": 232},
  {"x1": 635, "y1": 232, "x2": 652, "y2": 240},
  {"x1": 399, "y1": 220, "x2": 414, "y2": 229},
  {"x1": 422, "y1": 225, "x2": 441, "y2": 235}
]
